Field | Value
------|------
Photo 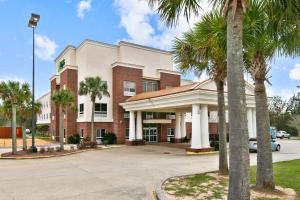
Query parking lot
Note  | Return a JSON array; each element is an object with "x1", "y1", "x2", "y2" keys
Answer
[{"x1": 0, "y1": 139, "x2": 299, "y2": 200}]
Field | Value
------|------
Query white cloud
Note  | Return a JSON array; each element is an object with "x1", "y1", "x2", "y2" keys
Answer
[
  {"x1": 289, "y1": 64, "x2": 300, "y2": 80},
  {"x1": 77, "y1": 0, "x2": 92, "y2": 19},
  {"x1": 114, "y1": 0, "x2": 211, "y2": 50},
  {"x1": 266, "y1": 85, "x2": 297, "y2": 101},
  {"x1": 0, "y1": 77, "x2": 25, "y2": 83},
  {"x1": 35, "y1": 34, "x2": 58, "y2": 61}
]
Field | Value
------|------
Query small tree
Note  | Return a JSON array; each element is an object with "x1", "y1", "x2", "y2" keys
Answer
[
  {"x1": 0, "y1": 81, "x2": 31, "y2": 154},
  {"x1": 51, "y1": 89, "x2": 75, "y2": 150},
  {"x1": 79, "y1": 77, "x2": 110, "y2": 142}
]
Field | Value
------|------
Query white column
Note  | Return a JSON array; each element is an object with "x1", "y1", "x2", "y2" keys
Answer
[
  {"x1": 191, "y1": 104, "x2": 202, "y2": 149},
  {"x1": 200, "y1": 105, "x2": 210, "y2": 148},
  {"x1": 129, "y1": 111, "x2": 136, "y2": 141},
  {"x1": 247, "y1": 108, "x2": 253, "y2": 138},
  {"x1": 252, "y1": 108, "x2": 257, "y2": 138},
  {"x1": 181, "y1": 113, "x2": 186, "y2": 139},
  {"x1": 175, "y1": 112, "x2": 182, "y2": 140},
  {"x1": 136, "y1": 111, "x2": 143, "y2": 140}
]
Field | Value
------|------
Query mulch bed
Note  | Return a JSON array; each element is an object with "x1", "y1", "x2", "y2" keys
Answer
[{"x1": 1, "y1": 149, "x2": 86, "y2": 158}]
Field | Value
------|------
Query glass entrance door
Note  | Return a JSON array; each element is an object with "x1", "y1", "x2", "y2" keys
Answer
[{"x1": 143, "y1": 127, "x2": 157, "y2": 143}]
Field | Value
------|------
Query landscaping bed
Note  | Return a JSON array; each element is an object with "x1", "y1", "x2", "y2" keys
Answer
[{"x1": 162, "y1": 159, "x2": 300, "y2": 200}]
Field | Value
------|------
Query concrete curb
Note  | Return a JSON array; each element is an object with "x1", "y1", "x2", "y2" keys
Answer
[
  {"x1": 153, "y1": 179, "x2": 169, "y2": 200},
  {"x1": 186, "y1": 151, "x2": 218, "y2": 155},
  {"x1": 0, "y1": 148, "x2": 101, "y2": 160}
]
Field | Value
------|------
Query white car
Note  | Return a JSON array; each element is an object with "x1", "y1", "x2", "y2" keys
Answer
[{"x1": 276, "y1": 131, "x2": 290, "y2": 139}]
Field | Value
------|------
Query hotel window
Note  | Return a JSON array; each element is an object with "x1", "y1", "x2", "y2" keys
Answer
[
  {"x1": 123, "y1": 110, "x2": 129, "y2": 118},
  {"x1": 143, "y1": 80, "x2": 158, "y2": 92},
  {"x1": 95, "y1": 103, "x2": 107, "y2": 117},
  {"x1": 145, "y1": 112, "x2": 154, "y2": 119},
  {"x1": 123, "y1": 81, "x2": 136, "y2": 96},
  {"x1": 125, "y1": 128, "x2": 129, "y2": 139},
  {"x1": 80, "y1": 129, "x2": 84, "y2": 138},
  {"x1": 166, "y1": 112, "x2": 176, "y2": 119},
  {"x1": 96, "y1": 129, "x2": 106, "y2": 139},
  {"x1": 79, "y1": 103, "x2": 84, "y2": 116}
]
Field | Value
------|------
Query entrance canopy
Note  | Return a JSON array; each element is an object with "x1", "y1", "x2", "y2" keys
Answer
[
  {"x1": 120, "y1": 79, "x2": 257, "y2": 151},
  {"x1": 121, "y1": 79, "x2": 255, "y2": 112}
]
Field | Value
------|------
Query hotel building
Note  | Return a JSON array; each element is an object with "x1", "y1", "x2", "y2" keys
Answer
[{"x1": 47, "y1": 39, "x2": 256, "y2": 151}]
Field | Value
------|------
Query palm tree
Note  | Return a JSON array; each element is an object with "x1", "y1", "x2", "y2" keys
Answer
[
  {"x1": 78, "y1": 77, "x2": 110, "y2": 142},
  {"x1": 173, "y1": 11, "x2": 229, "y2": 174},
  {"x1": 19, "y1": 100, "x2": 42, "y2": 150},
  {"x1": 51, "y1": 89, "x2": 75, "y2": 150},
  {"x1": 0, "y1": 81, "x2": 31, "y2": 154},
  {"x1": 243, "y1": 0, "x2": 300, "y2": 190},
  {"x1": 149, "y1": 1, "x2": 250, "y2": 198}
]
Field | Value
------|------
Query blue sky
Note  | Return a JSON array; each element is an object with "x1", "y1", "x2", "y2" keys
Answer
[{"x1": 0, "y1": 0, "x2": 299, "y2": 100}]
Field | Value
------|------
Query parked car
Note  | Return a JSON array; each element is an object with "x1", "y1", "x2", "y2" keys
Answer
[
  {"x1": 249, "y1": 138, "x2": 280, "y2": 152},
  {"x1": 276, "y1": 131, "x2": 290, "y2": 139}
]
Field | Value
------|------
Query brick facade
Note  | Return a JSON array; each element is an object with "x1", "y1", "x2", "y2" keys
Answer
[
  {"x1": 112, "y1": 66, "x2": 143, "y2": 143},
  {"x1": 77, "y1": 122, "x2": 113, "y2": 141},
  {"x1": 159, "y1": 72, "x2": 180, "y2": 89}
]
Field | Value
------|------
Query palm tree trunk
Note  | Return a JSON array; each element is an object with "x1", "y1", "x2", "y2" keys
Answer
[
  {"x1": 254, "y1": 57, "x2": 275, "y2": 190},
  {"x1": 226, "y1": 2, "x2": 250, "y2": 200},
  {"x1": 22, "y1": 123, "x2": 27, "y2": 150},
  {"x1": 12, "y1": 104, "x2": 17, "y2": 154},
  {"x1": 91, "y1": 101, "x2": 95, "y2": 142},
  {"x1": 59, "y1": 106, "x2": 64, "y2": 150},
  {"x1": 216, "y1": 80, "x2": 228, "y2": 175}
]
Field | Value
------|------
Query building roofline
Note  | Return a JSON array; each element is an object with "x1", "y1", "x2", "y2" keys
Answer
[
  {"x1": 36, "y1": 92, "x2": 50, "y2": 101},
  {"x1": 118, "y1": 41, "x2": 172, "y2": 55},
  {"x1": 54, "y1": 45, "x2": 76, "y2": 62}
]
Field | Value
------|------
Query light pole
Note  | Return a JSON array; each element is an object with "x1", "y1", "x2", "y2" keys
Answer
[{"x1": 28, "y1": 13, "x2": 40, "y2": 153}]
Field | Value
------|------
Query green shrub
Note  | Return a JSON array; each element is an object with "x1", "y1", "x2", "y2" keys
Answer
[
  {"x1": 103, "y1": 139, "x2": 109, "y2": 146},
  {"x1": 67, "y1": 134, "x2": 81, "y2": 144},
  {"x1": 103, "y1": 132, "x2": 117, "y2": 144},
  {"x1": 210, "y1": 140, "x2": 219, "y2": 151},
  {"x1": 40, "y1": 147, "x2": 45, "y2": 154}
]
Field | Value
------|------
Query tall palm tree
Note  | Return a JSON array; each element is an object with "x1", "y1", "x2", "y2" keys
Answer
[
  {"x1": 149, "y1": 1, "x2": 250, "y2": 199},
  {"x1": 51, "y1": 89, "x2": 75, "y2": 150},
  {"x1": 244, "y1": 0, "x2": 300, "y2": 190},
  {"x1": 78, "y1": 77, "x2": 110, "y2": 142},
  {"x1": 173, "y1": 11, "x2": 229, "y2": 174},
  {"x1": 0, "y1": 81, "x2": 31, "y2": 154}
]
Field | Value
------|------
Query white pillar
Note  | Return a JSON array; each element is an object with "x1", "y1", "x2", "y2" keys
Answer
[
  {"x1": 247, "y1": 108, "x2": 253, "y2": 138},
  {"x1": 252, "y1": 108, "x2": 257, "y2": 138},
  {"x1": 181, "y1": 113, "x2": 186, "y2": 139},
  {"x1": 129, "y1": 111, "x2": 136, "y2": 141},
  {"x1": 136, "y1": 111, "x2": 143, "y2": 140},
  {"x1": 191, "y1": 104, "x2": 202, "y2": 149},
  {"x1": 200, "y1": 105, "x2": 210, "y2": 148},
  {"x1": 175, "y1": 112, "x2": 182, "y2": 140}
]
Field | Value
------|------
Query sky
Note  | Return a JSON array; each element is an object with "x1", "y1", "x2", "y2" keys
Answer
[{"x1": 0, "y1": 0, "x2": 299, "y2": 100}]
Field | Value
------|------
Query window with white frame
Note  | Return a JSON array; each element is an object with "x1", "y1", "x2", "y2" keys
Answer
[
  {"x1": 95, "y1": 103, "x2": 107, "y2": 117},
  {"x1": 123, "y1": 81, "x2": 136, "y2": 96},
  {"x1": 125, "y1": 128, "x2": 129, "y2": 139},
  {"x1": 145, "y1": 112, "x2": 154, "y2": 119},
  {"x1": 142, "y1": 80, "x2": 158, "y2": 92},
  {"x1": 166, "y1": 112, "x2": 176, "y2": 120},
  {"x1": 96, "y1": 129, "x2": 106, "y2": 139},
  {"x1": 79, "y1": 103, "x2": 84, "y2": 116},
  {"x1": 167, "y1": 128, "x2": 175, "y2": 137}
]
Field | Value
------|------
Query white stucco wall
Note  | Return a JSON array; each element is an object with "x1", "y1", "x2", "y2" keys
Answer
[
  {"x1": 36, "y1": 92, "x2": 51, "y2": 125},
  {"x1": 118, "y1": 42, "x2": 173, "y2": 78}
]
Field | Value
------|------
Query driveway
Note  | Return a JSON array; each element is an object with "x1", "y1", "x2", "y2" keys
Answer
[{"x1": 0, "y1": 140, "x2": 299, "y2": 200}]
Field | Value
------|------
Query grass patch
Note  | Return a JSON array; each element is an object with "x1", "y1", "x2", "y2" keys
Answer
[
  {"x1": 35, "y1": 135, "x2": 51, "y2": 141},
  {"x1": 250, "y1": 159, "x2": 300, "y2": 199},
  {"x1": 164, "y1": 159, "x2": 300, "y2": 200}
]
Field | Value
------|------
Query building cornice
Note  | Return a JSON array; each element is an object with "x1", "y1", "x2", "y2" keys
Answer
[
  {"x1": 119, "y1": 41, "x2": 172, "y2": 55},
  {"x1": 111, "y1": 62, "x2": 144, "y2": 70},
  {"x1": 58, "y1": 65, "x2": 78, "y2": 75},
  {"x1": 157, "y1": 69, "x2": 181, "y2": 76},
  {"x1": 54, "y1": 45, "x2": 76, "y2": 62}
]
